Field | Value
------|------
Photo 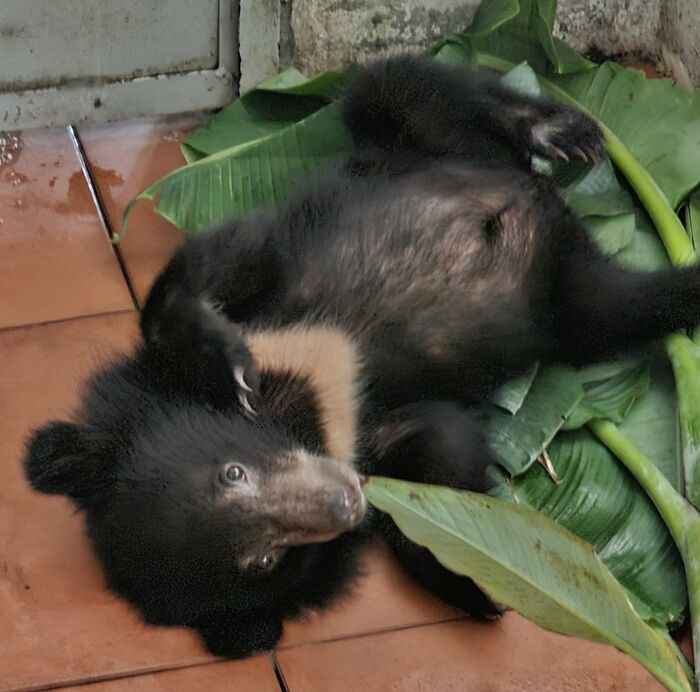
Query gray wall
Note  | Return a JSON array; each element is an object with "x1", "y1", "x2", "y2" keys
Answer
[
  {"x1": 4, "y1": 0, "x2": 697, "y2": 128},
  {"x1": 239, "y1": 0, "x2": 700, "y2": 92},
  {"x1": 556, "y1": 0, "x2": 699, "y2": 87},
  {"x1": 0, "y1": 0, "x2": 238, "y2": 129}
]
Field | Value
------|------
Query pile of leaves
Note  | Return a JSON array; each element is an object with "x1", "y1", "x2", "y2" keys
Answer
[{"x1": 121, "y1": 1, "x2": 700, "y2": 689}]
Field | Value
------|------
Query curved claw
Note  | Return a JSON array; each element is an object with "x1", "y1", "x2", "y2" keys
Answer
[
  {"x1": 572, "y1": 145, "x2": 588, "y2": 161},
  {"x1": 239, "y1": 391, "x2": 257, "y2": 417},
  {"x1": 548, "y1": 146, "x2": 569, "y2": 162},
  {"x1": 234, "y1": 365, "x2": 253, "y2": 393}
]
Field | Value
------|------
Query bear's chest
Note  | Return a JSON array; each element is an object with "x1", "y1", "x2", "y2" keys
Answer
[{"x1": 246, "y1": 326, "x2": 362, "y2": 462}]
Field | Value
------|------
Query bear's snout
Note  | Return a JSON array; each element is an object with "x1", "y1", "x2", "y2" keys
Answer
[
  {"x1": 327, "y1": 484, "x2": 366, "y2": 529},
  {"x1": 257, "y1": 452, "x2": 367, "y2": 546}
]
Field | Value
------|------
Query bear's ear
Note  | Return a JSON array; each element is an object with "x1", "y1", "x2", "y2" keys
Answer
[{"x1": 24, "y1": 421, "x2": 111, "y2": 501}]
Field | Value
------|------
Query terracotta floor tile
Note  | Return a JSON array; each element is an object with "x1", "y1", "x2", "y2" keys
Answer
[
  {"x1": 280, "y1": 544, "x2": 460, "y2": 648},
  {"x1": 58, "y1": 658, "x2": 280, "y2": 692},
  {"x1": 0, "y1": 314, "x2": 216, "y2": 691},
  {"x1": 0, "y1": 128, "x2": 134, "y2": 329},
  {"x1": 78, "y1": 115, "x2": 205, "y2": 305},
  {"x1": 277, "y1": 615, "x2": 665, "y2": 692}
]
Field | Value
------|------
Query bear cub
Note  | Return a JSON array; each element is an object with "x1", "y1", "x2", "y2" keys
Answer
[{"x1": 24, "y1": 55, "x2": 700, "y2": 658}]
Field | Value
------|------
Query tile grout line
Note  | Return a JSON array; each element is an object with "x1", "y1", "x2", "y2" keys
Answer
[
  {"x1": 0, "y1": 308, "x2": 136, "y2": 335},
  {"x1": 5, "y1": 658, "x2": 216, "y2": 692},
  {"x1": 6, "y1": 619, "x2": 467, "y2": 691},
  {"x1": 66, "y1": 124, "x2": 141, "y2": 311},
  {"x1": 277, "y1": 615, "x2": 467, "y2": 653},
  {"x1": 270, "y1": 652, "x2": 290, "y2": 692}
]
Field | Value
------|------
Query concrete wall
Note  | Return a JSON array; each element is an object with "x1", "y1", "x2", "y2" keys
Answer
[
  {"x1": 0, "y1": 0, "x2": 237, "y2": 129},
  {"x1": 288, "y1": 0, "x2": 480, "y2": 78},
  {"x1": 555, "y1": 0, "x2": 699, "y2": 87},
  {"x1": 239, "y1": 0, "x2": 481, "y2": 92},
  {"x1": 7, "y1": 0, "x2": 696, "y2": 127},
  {"x1": 238, "y1": 0, "x2": 700, "y2": 92},
  {"x1": 659, "y1": 0, "x2": 700, "y2": 87}
]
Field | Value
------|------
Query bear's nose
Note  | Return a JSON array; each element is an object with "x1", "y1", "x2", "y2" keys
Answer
[{"x1": 328, "y1": 487, "x2": 363, "y2": 527}]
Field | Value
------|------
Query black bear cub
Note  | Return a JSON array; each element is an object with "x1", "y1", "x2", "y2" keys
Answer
[{"x1": 24, "y1": 56, "x2": 700, "y2": 658}]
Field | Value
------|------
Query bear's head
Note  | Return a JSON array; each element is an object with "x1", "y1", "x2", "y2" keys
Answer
[{"x1": 22, "y1": 354, "x2": 368, "y2": 656}]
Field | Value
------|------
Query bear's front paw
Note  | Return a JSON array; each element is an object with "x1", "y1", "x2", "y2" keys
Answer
[
  {"x1": 530, "y1": 108, "x2": 605, "y2": 164},
  {"x1": 199, "y1": 318, "x2": 260, "y2": 417},
  {"x1": 169, "y1": 297, "x2": 260, "y2": 415}
]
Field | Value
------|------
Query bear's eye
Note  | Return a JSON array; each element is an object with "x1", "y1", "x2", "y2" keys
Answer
[
  {"x1": 256, "y1": 554, "x2": 275, "y2": 571},
  {"x1": 221, "y1": 464, "x2": 246, "y2": 484}
]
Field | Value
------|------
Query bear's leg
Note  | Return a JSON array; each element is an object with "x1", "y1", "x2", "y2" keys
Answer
[
  {"x1": 371, "y1": 400, "x2": 502, "y2": 618},
  {"x1": 372, "y1": 400, "x2": 496, "y2": 491},
  {"x1": 552, "y1": 225, "x2": 700, "y2": 365},
  {"x1": 342, "y1": 55, "x2": 605, "y2": 166},
  {"x1": 139, "y1": 221, "x2": 283, "y2": 412},
  {"x1": 381, "y1": 519, "x2": 503, "y2": 619}
]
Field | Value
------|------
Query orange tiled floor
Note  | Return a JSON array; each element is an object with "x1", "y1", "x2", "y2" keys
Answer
[{"x1": 0, "y1": 118, "x2": 667, "y2": 692}]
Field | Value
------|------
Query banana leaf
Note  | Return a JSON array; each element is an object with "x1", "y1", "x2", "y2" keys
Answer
[
  {"x1": 495, "y1": 430, "x2": 686, "y2": 625},
  {"x1": 550, "y1": 63, "x2": 700, "y2": 210},
  {"x1": 365, "y1": 477, "x2": 691, "y2": 691},
  {"x1": 618, "y1": 356, "x2": 683, "y2": 491},
  {"x1": 491, "y1": 363, "x2": 539, "y2": 414},
  {"x1": 120, "y1": 102, "x2": 350, "y2": 235},
  {"x1": 563, "y1": 361, "x2": 650, "y2": 431},
  {"x1": 487, "y1": 366, "x2": 583, "y2": 475},
  {"x1": 181, "y1": 66, "x2": 354, "y2": 164}
]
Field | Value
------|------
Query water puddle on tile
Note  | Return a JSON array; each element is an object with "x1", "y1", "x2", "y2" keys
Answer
[
  {"x1": 54, "y1": 171, "x2": 98, "y2": 216},
  {"x1": 0, "y1": 131, "x2": 28, "y2": 214},
  {"x1": 92, "y1": 166, "x2": 124, "y2": 189},
  {"x1": 0, "y1": 131, "x2": 23, "y2": 166},
  {"x1": 6, "y1": 170, "x2": 29, "y2": 186}
]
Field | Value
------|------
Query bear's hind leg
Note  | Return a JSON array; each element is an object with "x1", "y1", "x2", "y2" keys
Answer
[{"x1": 371, "y1": 400, "x2": 501, "y2": 618}]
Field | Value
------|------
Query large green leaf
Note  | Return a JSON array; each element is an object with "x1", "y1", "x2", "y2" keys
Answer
[
  {"x1": 562, "y1": 160, "x2": 636, "y2": 218},
  {"x1": 433, "y1": 0, "x2": 592, "y2": 75},
  {"x1": 582, "y1": 214, "x2": 636, "y2": 255},
  {"x1": 119, "y1": 67, "x2": 353, "y2": 235},
  {"x1": 615, "y1": 208, "x2": 673, "y2": 271},
  {"x1": 500, "y1": 430, "x2": 686, "y2": 625},
  {"x1": 365, "y1": 477, "x2": 691, "y2": 691},
  {"x1": 181, "y1": 66, "x2": 353, "y2": 163},
  {"x1": 180, "y1": 93, "x2": 322, "y2": 165},
  {"x1": 466, "y1": 0, "x2": 519, "y2": 36},
  {"x1": 560, "y1": 158, "x2": 640, "y2": 257},
  {"x1": 618, "y1": 356, "x2": 683, "y2": 492},
  {"x1": 491, "y1": 363, "x2": 539, "y2": 414},
  {"x1": 551, "y1": 63, "x2": 700, "y2": 210},
  {"x1": 563, "y1": 360, "x2": 650, "y2": 430},
  {"x1": 255, "y1": 66, "x2": 355, "y2": 100},
  {"x1": 121, "y1": 103, "x2": 351, "y2": 235},
  {"x1": 487, "y1": 366, "x2": 584, "y2": 475},
  {"x1": 513, "y1": 0, "x2": 593, "y2": 74}
]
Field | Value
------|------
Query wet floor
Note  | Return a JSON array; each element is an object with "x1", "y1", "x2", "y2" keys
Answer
[{"x1": 0, "y1": 115, "x2": 672, "y2": 691}]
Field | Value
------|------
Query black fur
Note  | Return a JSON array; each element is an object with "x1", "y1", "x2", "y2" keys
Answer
[{"x1": 24, "y1": 56, "x2": 700, "y2": 658}]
